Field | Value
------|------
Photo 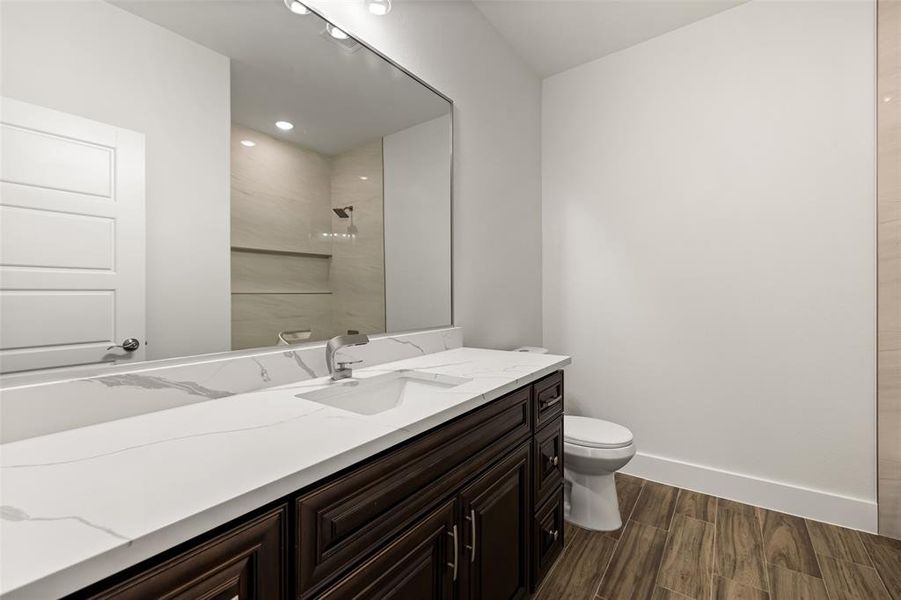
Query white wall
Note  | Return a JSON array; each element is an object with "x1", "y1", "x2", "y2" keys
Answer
[
  {"x1": 384, "y1": 115, "x2": 453, "y2": 333},
  {"x1": 1, "y1": 0, "x2": 231, "y2": 361},
  {"x1": 542, "y1": 1, "x2": 877, "y2": 529},
  {"x1": 306, "y1": 0, "x2": 542, "y2": 350}
]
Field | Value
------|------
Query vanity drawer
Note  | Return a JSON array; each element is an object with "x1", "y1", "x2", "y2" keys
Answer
[
  {"x1": 86, "y1": 505, "x2": 286, "y2": 600},
  {"x1": 533, "y1": 415, "x2": 564, "y2": 507},
  {"x1": 295, "y1": 386, "x2": 531, "y2": 598},
  {"x1": 533, "y1": 371, "x2": 564, "y2": 430},
  {"x1": 531, "y1": 486, "x2": 565, "y2": 590}
]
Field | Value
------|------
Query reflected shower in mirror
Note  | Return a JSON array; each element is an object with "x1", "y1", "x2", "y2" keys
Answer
[{"x1": 0, "y1": 0, "x2": 452, "y2": 374}]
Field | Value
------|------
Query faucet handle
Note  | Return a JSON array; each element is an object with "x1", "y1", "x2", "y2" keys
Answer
[{"x1": 336, "y1": 360, "x2": 362, "y2": 368}]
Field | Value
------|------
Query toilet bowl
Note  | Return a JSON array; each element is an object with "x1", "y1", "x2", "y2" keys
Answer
[{"x1": 563, "y1": 415, "x2": 636, "y2": 531}]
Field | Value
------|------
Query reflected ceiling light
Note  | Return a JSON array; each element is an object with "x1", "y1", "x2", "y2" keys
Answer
[
  {"x1": 326, "y1": 24, "x2": 349, "y2": 40},
  {"x1": 359, "y1": 176, "x2": 368, "y2": 180},
  {"x1": 284, "y1": 0, "x2": 310, "y2": 15},
  {"x1": 240, "y1": 140, "x2": 256, "y2": 147},
  {"x1": 275, "y1": 120, "x2": 294, "y2": 131},
  {"x1": 367, "y1": 0, "x2": 391, "y2": 16}
]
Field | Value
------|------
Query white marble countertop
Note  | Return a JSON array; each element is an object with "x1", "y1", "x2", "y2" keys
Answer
[{"x1": 0, "y1": 347, "x2": 570, "y2": 599}]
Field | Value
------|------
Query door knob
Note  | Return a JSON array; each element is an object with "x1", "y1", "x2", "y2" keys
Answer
[{"x1": 107, "y1": 338, "x2": 140, "y2": 352}]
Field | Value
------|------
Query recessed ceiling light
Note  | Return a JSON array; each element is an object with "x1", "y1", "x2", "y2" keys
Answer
[
  {"x1": 240, "y1": 140, "x2": 256, "y2": 147},
  {"x1": 359, "y1": 176, "x2": 368, "y2": 180},
  {"x1": 327, "y1": 24, "x2": 349, "y2": 40},
  {"x1": 284, "y1": 0, "x2": 310, "y2": 14},
  {"x1": 366, "y1": 0, "x2": 391, "y2": 16},
  {"x1": 275, "y1": 120, "x2": 294, "y2": 131}
]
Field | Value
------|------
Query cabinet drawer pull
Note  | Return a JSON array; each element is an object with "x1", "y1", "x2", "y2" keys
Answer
[
  {"x1": 447, "y1": 525, "x2": 458, "y2": 581},
  {"x1": 540, "y1": 395, "x2": 562, "y2": 409},
  {"x1": 464, "y1": 508, "x2": 477, "y2": 563},
  {"x1": 546, "y1": 455, "x2": 559, "y2": 468}
]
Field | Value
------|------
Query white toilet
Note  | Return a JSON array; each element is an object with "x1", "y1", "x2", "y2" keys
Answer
[{"x1": 563, "y1": 415, "x2": 636, "y2": 531}]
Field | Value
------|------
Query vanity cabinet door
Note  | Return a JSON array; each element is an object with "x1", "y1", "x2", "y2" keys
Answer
[
  {"x1": 86, "y1": 506, "x2": 285, "y2": 600},
  {"x1": 316, "y1": 499, "x2": 456, "y2": 600},
  {"x1": 458, "y1": 443, "x2": 531, "y2": 600}
]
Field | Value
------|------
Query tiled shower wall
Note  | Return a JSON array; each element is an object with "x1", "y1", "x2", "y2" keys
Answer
[
  {"x1": 329, "y1": 138, "x2": 386, "y2": 337},
  {"x1": 229, "y1": 124, "x2": 386, "y2": 349}
]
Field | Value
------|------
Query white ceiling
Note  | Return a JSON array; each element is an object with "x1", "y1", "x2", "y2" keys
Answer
[
  {"x1": 116, "y1": 1, "x2": 450, "y2": 155},
  {"x1": 472, "y1": 0, "x2": 746, "y2": 77}
]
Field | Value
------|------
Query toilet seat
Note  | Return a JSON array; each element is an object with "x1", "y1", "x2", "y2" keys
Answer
[{"x1": 564, "y1": 415, "x2": 633, "y2": 449}]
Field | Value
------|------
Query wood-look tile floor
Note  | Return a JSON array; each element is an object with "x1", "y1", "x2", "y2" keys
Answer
[{"x1": 534, "y1": 474, "x2": 901, "y2": 600}]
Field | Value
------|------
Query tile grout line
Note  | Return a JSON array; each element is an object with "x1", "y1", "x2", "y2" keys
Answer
[
  {"x1": 753, "y1": 503, "x2": 773, "y2": 595},
  {"x1": 709, "y1": 496, "x2": 718, "y2": 600},
  {"x1": 853, "y1": 528, "x2": 894, "y2": 599},
  {"x1": 654, "y1": 501, "x2": 717, "y2": 600},
  {"x1": 591, "y1": 478, "x2": 646, "y2": 600},
  {"x1": 667, "y1": 487, "x2": 679, "y2": 531},
  {"x1": 854, "y1": 529, "x2": 876, "y2": 569},
  {"x1": 804, "y1": 519, "x2": 834, "y2": 600},
  {"x1": 652, "y1": 488, "x2": 681, "y2": 593}
]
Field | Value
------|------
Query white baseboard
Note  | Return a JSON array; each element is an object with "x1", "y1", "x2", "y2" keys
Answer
[{"x1": 621, "y1": 451, "x2": 878, "y2": 533}]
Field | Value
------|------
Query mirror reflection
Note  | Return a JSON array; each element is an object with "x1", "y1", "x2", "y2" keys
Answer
[{"x1": 0, "y1": 0, "x2": 452, "y2": 373}]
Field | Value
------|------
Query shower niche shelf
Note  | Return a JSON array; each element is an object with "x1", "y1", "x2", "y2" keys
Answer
[
  {"x1": 230, "y1": 245, "x2": 332, "y2": 259},
  {"x1": 231, "y1": 290, "x2": 333, "y2": 295}
]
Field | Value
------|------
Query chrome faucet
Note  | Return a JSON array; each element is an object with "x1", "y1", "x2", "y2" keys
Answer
[{"x1": 325, "y1": 333, "x2": 369, "y2": 380}]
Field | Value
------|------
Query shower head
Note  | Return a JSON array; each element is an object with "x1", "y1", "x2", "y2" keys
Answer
[{"x1": 332, "y1": 206, "x2": 353, "y2": 219}]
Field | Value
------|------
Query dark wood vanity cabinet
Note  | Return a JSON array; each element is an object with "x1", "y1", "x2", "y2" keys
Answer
[
  {"x1": 530, "y1": 374, "x2": 565, "y2": 591},
  {"x1": 320, "y1": 443, "x2": 533, "y2": 600},
  {"x1": 294, "y1": 387, "x2": 531, "y2": 597},
  {"x1": 302, "y1": 370, "x2": 566, "y2": 599},
  {"x1": 76, "y1": 371, "x2": 565, "y2": 600},
  {"x1": 85, "y1": 506, "x2": 287, "y2": 600},
  {"x1": 458, "y1": 443, "x2": 531, "y2": 600},
  {"x1": 317, "y1": 499, "x2": 458, "y2": 599}
]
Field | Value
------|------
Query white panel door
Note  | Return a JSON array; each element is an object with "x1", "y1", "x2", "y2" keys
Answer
[{"x1": 0, "y1": 97, "x2": 145, "y2": 373}]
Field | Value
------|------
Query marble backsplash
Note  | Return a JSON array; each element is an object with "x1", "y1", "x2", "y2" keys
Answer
[{"x1": 0, "y1": 327, "x2": 463, "y2": 443}]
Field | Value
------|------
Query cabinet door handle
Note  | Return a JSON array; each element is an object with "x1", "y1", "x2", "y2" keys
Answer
[
  {"x1": 447, "y1": 524, "x2": 458, "y2": 581},
  {"x1": 540, "y1": 394, "x2": 562, "y2": 409},
  {"x1": 464, "y1": 508, "x2": 477, "y2": 563},
  {"x1": 544, "y1": 528, "x2": 559, "y2": 542}
]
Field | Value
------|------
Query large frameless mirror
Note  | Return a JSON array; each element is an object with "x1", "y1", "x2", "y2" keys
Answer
[{"x1": 0, "y1": 0, "x2": 452, "y2": 374}]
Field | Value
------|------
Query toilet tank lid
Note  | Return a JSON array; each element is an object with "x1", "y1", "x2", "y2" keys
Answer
[{"x1": 564, "y1": 415, "x2": 634, "y2": 449}]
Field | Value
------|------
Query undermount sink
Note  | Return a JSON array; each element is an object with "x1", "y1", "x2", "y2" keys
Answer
[{"x1": 296, "y1": 370, "x2": 472, "y2": 415}]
